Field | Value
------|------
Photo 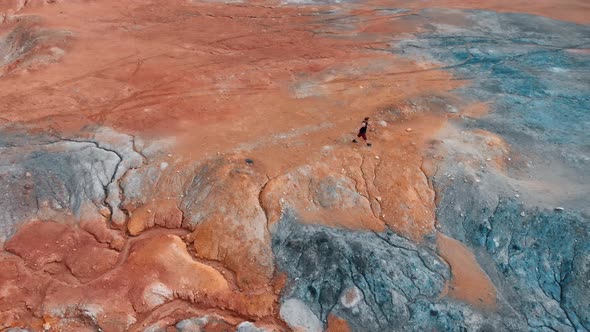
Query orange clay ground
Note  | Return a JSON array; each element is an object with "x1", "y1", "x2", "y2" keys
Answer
[{"x1": 0, "y1": 0, "x2": 587, "y2": 331}]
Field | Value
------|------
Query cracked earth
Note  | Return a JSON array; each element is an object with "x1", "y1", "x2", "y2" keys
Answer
[{"x1": 1, "y1": 0, "x2": 589, "y2": 331}]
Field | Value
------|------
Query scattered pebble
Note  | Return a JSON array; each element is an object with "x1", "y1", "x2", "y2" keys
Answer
[
  {"x1": 486, "y1": 157, "x2": 492, "y2": 161},
  {"x1": 379, "y1": 120, "x2": 388, "y2": 127},
  {"x1": 245, "y1": 158, "x2": 254, "y2": 164},
  {"x1": 375, "y1": 156, "x2": 380, "y2": 159},
  {"x1": 376, "y1": 196, "x2": 382, "y2": 202},
  {"x1": 475, "y1": 179, "x2": 481, "y2": 183},
  {"x1": 167, "y1": 154, "x2": 172, "y2": 157},
  {"x1": 406, "y1": 128, "x2": 413, "y2": 132},
  {"x1": 160, "y1": 162, "x2": 169, "y2": 170},
  {"x1": 514, "y1": 194, "x2": 520, "y2": 198},
  {"x1": 520, "y1": 212, "x2": 526, "y2": 217},
  {"x1": 25, "y1": 172, "x2": 31, "y2": 177},
  {"x1": 554, "y1": 207, "x2": 565, "y2": 211}
]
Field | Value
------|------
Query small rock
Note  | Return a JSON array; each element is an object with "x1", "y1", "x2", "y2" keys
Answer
[
  {"x1": 43, "y1": 323, "x2": 51, "y2": 331},
  {"x1": 340, "y1": 286, "x2": 363, "y2": 308},
  {"x1": 475, "y1": 179, "x2": 481, "y2": 183},
  {"x1": 245, "y1": 158, "x2": 254, "y2": 164},
  {"x1": 25, "y1": 172, "x2": 31, "y2": 177},
  {"x1": 280, "y1": 298, "x2": 323, "y2": 332},
  {"x1": 167, "y1": 154, "x2": 172, "y2": 157},
  {"x1": 406, "y1": 128, "x2": 413, "y2": 132},
  {"x1": 375, "y1": 156, "x2": 380, "y2": 159},
  {"x1": 520, "y1": 212, "x2": 526, "y2": 217},
  {"x1": 379, "y1": 120, "x2": 388, "y2": 127},
  {"x1": 514, "y1": 194, "x2": 520, "y2": 198},
  {"x1": 376, "y1": 196, "x2": 382, "y2": 202},
  {"x1": 486, "y1": 158, "x2": 492, "y2": 161},
  {"x1": 554, "y1": 207, "x2": 565, "y2": 211},
  {"x1": 237, "y1": 321, "x2": 266, "y2": 332}
]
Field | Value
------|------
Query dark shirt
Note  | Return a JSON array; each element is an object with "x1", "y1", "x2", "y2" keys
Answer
[{"x1": 359, "y1": 121, "x2": 368, "y2": 134}]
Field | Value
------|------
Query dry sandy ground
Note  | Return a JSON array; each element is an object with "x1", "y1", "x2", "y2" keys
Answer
[{"x1": 0, "y1": 0, "x2": 587, "y2": 331}]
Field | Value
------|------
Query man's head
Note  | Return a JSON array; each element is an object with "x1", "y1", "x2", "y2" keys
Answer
[{"x1": 364, "y1": 117, "x2": 369, "y2": 121}]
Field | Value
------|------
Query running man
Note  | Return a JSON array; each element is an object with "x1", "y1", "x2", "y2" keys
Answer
[{"x1": 352, "y1": 117, "x2": 371, "y2": 146}]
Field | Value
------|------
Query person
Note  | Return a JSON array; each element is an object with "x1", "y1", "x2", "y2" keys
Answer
[{"x1": 352, "y1": 117, "x2": 371, "y2": 146}]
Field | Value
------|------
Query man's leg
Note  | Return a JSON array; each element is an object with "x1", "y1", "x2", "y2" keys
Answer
[{"x1": 362, "y1": 133, "x2": 371, "y2": 146}]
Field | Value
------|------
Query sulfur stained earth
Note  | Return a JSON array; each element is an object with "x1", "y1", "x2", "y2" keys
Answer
[{"x1": 0, "y1": 0, "x2": 589, "y2": 331}]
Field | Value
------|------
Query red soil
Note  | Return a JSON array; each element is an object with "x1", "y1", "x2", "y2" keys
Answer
[
  {"x1": 326, "y1": 314, "x2": 352, "y2": 332},
  {"x1": 437, "y1": 233, "x2": 497, "y2": 309}
]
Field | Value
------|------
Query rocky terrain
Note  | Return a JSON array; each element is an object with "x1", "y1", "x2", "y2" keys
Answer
[{"x1": 0, "y1": 0, "x2": 588, "y2": 331}]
